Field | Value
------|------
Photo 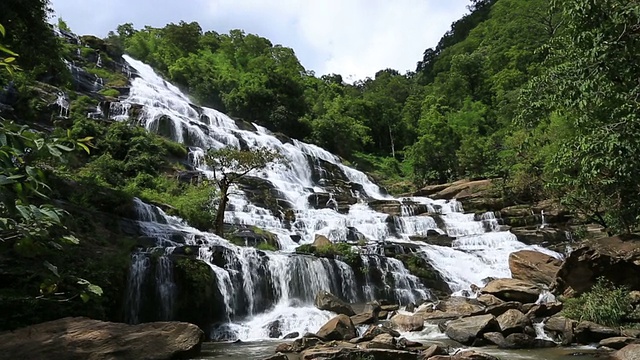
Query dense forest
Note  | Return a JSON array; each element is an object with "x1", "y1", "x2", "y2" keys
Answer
[
  {"x1": 96, "y1": 0, "x2": 640, "y2": 234},
  {"x1": 0, "y1": 0, "x2": 639, "y2": 329}
]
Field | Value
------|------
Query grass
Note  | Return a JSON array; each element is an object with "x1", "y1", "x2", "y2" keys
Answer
[{"x1": 562, "y1": 277, "x2": 631, "y2": 326}]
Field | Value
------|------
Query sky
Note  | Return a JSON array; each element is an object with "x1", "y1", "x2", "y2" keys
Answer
[{"x1": 50, "y1": 0, "x2": 471, "y2": 80}]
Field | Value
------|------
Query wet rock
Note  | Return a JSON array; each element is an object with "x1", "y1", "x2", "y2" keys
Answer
[
  {"x1": 544, "y1": 316, "x2": 575, "y2": 346},
  {"x1": 301, "y1": 347, "x2": 419, "y2": 360},
  {"x1": 612, "y1": 344, "x2": 640, "y2": 360},
  {"x1": 351, "y1": 312, "x2": 376, "y2": 326},
  {"x1": 268, "y1": 320, "x2": 283, "y2": 338},
  {"x1": 476, "y1": 294, "x2": 504, "y2": 307},
  {"x1": 503, "y1": 333, "x2": 535, "y2": 349},
  {"x1": 361, "y1": 324, "x2": 401, "y2": 341},
  {"x1": 483, "y1": 332, "x2": 507, "y2": 347},
  {"x1": 275, "y1": 343, "x2": 294, "y2": 353},
  {"x1": 444, "y1": 314, "x2": 499, "y2": 345},
  {"x1": 316, "y1": 314, "x2": 356, "y2": 341},
  {"x1": 314, "y1": 291, "x2": 355, "y2": 316},
  {"x1": 451, "y1": 350, "x2": 500, "y2": 360},
  {"x1": 283, "y1": 332, "x2": 299, "y2": 339},
  {"x1": 409, "y1": 230, "x2": 455, "y2": 247},
  {"x1": 390, "y1": 314, "x2": 425, "y2": 332},
  {"x1": 262, "y1": 353, "x2": 288, "y2": 360},
  {"x1": 497, "y1": 309, "x2": 529, "y2": 335},
  {"x1": 481, "y1": 278, "x2": 541, "y2": 303},
  {"x1": 0, "y1": 317, "x2": 203, "y2": 360},
  {"x1": 419, "y1": 344, "x2": 448, "y2": 359},
  {"x1": 553, "y1": 235, "x2": 640, "y2": 295},
  {"x1": 509, "y1": 250, "x2": 562, "y2": 286},
  {"x1": 381, "y1": 304, "x2": 400, "y2": 312},
  {"x1": 524, "y1": 302, "x2": 563, "y2": 318},
  {"x1": 600, "y1": 337, "x2": 639, "y2": 350},
  {"x1": 365, "y1": 333, "x2": 396, "y2": 349},
  {"x1": 482, "y1": 301, "x2": 522, "y2": 317},
  {"x1": 397, "y1": 338, "x2": 422, "y2": 348},
  {"x1": 575, "y1": 321, "x2": 621, "y2": 344}
]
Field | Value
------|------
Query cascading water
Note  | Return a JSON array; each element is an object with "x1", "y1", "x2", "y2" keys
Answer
[{"x1": 116, "y1": 54, "x2": 561, "y2": 340}]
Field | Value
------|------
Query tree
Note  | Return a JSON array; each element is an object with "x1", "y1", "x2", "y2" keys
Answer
[
  {"x1": 519, "y1": 0, "x2": 640, "y2": 234},
  {"x1": 205, "y1": 147, "x2": 286, "y2": 236}
]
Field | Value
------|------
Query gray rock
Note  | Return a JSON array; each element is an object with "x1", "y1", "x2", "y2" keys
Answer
[
  {"x1": 600, "y1": 337, "x2": 638, "y2": 350},
  {"x1": 444, "y1": 314, "x2": 499, "y2": 345}
]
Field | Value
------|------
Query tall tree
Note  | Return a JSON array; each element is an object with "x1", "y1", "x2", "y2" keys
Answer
[{"x1": 521, "y1": 0, "x2": 640, "y2": 233}]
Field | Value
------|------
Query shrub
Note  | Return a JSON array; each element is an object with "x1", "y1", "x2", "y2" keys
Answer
[{"x1": 562, "y1": 278, "x2": 631, "y2": 326}]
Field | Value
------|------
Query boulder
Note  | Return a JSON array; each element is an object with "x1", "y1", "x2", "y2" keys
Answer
[
  {"x1": 381, "y1": 304, "x2": 400, "y2": 312},
  {"x1": 444, "y1": 314, "x2": 499, "y2": 345},
  {"x1": 532, "y1": 339, "x2": 558, "y2": 348},
  {"x1": 397, "y1": 338, "x2": 423, "y2": 348},
  {"x1": 366, "y1": 333, "x2": 397, "y2": 349},
  {"x1": 268, "y1": 320, "x2": 282, "y2": 338},
  {"x1": 553, "y1": 235, "x2": 640, "y2": 295},
  {"x1": 600, "y1": 337, "x2": 639, "y2": 350},
  {"x1": 361, "y1": 325, "x2": 401, "y2": 341},
  {"x1": 509, "y1": 250, "x2": 562, "y2": 286},
  {"x1": 483, "y1": 332, "x2": 507, "y2": 347},
  {"x1": 503, "y1": 333, "x2": 535, "y2": 349},
  {"x1": 481, "y1": 278, "x2": 540, "y2": 303},
  {"x1": 351, "y1": 312, "x2": 376, "y2": 326},
  {"x1": 390, "y1": 314, "x2": 425, "y2": 332},
  {"x1": 316, "y1": 314, "x2": 357, "y2": 341},
  {"x1": 417, "y1": 297, "x2": 484, "y2": 320},
  {"x1": 313, "y1": 234, "x2": 332, "y2": 247},
  {"x1": 482, "y1": 301, "x2": 522, "y2": 317},
  {"x1": 476, "y1": 294, "x2": 504, "y2": 307},
  {"x1": 283, "y1": 332, "x2": 299, "y2": 339},
  {"x1": 575, "y1": 321, "x2": 621, "y2": 344},
  {"x1": 0, "y1": 317, "x2": 203, "y2": 360},
  {"x1": 524, "y1": 302, "x2": 563, "y2": 318},
  {"x1": 613, "y1": 344, "x2": 640, "y2": 360},
  {"x1": 301, "y1": 347, "x2": 420, "y2": 360},
  {"x1": 314, "y1": 291, "x2": 355, "y2": 316},
  {"x1": 623, "y1": 329, "x2": 640, "y2": 338},
  {"x1": 419, "y1": 344, "x2": 448, "y2": 359},
  {"x1": 544, "y1": 316, "x2": 575, "y2": 346},
  {"x1": 283, "y1": 335, "x2": 326, "y2": 352},
  {"x1": 496, "y1": 309, "x2": 529, "y2": 335}
]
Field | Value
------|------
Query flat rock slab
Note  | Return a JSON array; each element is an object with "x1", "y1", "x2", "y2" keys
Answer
[
  {"x1": 0, "y1": 317, "x2": 203, "y2": 360},
  {"x1": 301, "y1": 347, "x2": 419, "y2": 360}
]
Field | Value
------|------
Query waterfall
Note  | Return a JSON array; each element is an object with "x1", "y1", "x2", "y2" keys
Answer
[
  {"x1": 56, "y1": 93, "x2": 69, "y2": 118},
  {"x1": 116, "y1": 54, "x2": 560, "y2": 340},
  {"x1": 124, "y1": 252, "x2": 150, "y2": 324}
]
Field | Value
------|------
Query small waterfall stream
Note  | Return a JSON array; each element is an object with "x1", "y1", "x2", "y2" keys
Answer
[{"x1": 118, "y1": 55, "x2": 560, "y2": 340}]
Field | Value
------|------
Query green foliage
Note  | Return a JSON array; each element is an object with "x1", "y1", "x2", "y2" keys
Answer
[
  {"x1": 562, "y1": 278, "x2": 631, "y2": 326},
  {"x1": 0, "y1": 0, "x2": 66, "y2": 81},
  {"x1": 295, "y1": 242, "x2": 360, "y2": 266},
  {"x1": 256, "y1": 242, "x2": 277, "y2": 251},
  {"x1": 98, "y1": 88, "x2": 120, "y2": 98}
]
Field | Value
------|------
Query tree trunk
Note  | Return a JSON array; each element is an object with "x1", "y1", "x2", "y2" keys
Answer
[{"x1": 214, "y1": 180, "x2": 229, "y2": 237}]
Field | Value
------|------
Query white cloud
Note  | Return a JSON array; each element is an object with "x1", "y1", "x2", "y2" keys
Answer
[{"x1": 50, "y1": 0, "x2": 470, "y2": 80}]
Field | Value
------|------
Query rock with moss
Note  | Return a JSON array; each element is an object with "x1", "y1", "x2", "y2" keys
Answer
[{"x1": 226, "y1": 225, "x2": 280, "y2": 251}]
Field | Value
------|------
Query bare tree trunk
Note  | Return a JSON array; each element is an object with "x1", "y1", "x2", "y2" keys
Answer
[
  {"x1": 389, "y1": 124, "x2": 396, "y2": 159},
  {"x1": 214, "y1": 180, "x2": 229, "y2": 237}
]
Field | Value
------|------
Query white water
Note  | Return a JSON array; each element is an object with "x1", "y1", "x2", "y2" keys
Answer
[{"x1": 118, "y1": 55, "x2": 561, "y2": 340}]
